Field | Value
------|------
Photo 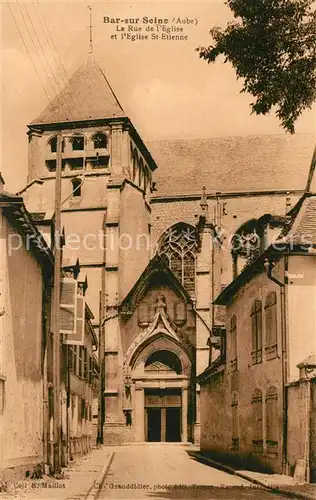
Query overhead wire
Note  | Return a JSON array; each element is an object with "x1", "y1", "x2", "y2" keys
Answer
[
  {"x1": 32, "y1": 0, "x2": 86, "y2": 119},
  {"x1": 7, "y1": 2, "x2": 59, "y2": 122},
  {"x1": 15, "y1": 1, "x2": 74, "y2": 121}
]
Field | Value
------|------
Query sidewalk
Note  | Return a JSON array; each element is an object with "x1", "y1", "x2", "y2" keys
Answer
[
  {"x1": 0, "y1": 448, "x2": 113, "y2": 500},
  {"x1": 193, "y1": 451, "x2": 316, "y2": 500}
]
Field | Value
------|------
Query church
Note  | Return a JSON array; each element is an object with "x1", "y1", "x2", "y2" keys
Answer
[{"x1": 19, "y1": 54, "x2": 314, "y2": 445}]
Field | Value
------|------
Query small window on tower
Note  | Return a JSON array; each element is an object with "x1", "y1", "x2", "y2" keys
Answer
[
  {"x1": 92, "y1": 132, "x2": 107, "y2": 149},
  {"x1": 71, "y1": 136, "x2": 84, "y2": 151},
  {"x1": 72, "y1": 178, "x2": 82, "y2": 197},
  {"x1": 49, "y1": 136, "x2": 57, "y2": 153}
]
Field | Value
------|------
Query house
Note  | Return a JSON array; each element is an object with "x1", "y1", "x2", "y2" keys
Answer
[
  {"x1": 0, "y1": 175, "x2": 99, "y2": 479},
  {"x1": 198, "y1": 191, "x2": 316, "y2": 481}
]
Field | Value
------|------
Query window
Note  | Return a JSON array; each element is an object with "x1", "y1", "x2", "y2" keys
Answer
[
  {"x1": 252, "y1": 389, "x2": 263, "y2": 452},
  {"x1": 83, "y1": 348, "x2": 88, "y2": 381},
  {"x1": 88, "y1": 356, "x2": 92, "y2": 385},
  {"x1": 158, "y1": 224, "x2": 197, "y2": 294},
  {"x1": 79, "y1": 346, "x2": 84, "y2": 379},
  {"x1": 71, "y1": 136, "x2": 84, "y2": 151},
  {"x1": 231, "y1": 219, "x2": 263, "y2": 276},
  {"x1": 266, "y1": 386, "x2": 279, "y2": 453},
  {"x1": 92, "y1": 132, "x2": 107, "y2": 149},
  {"x1": 72, "y1": 178, "x2": 82, "y2": 197},
  {"x1": 251, "y1": 300, "x2": 262, "y2": 364},
  {"x1": 265, "y1": 292, "x2": 278, "y2": 359},
  {"x1": 232, "y1": 393, "x2": 239, "y2": 451},
  {"x1": 68, "y1": 346, "x2": 73, "y2": 371},
  {"x1": 48, "y1": 136, "x2": 57, "y2": 153},
  {"x1": 74, "y1": 346, "x2": 78, "y2": 376},
  {"x1": 230, "y1": 315, "x2": 237, "y2": 371},
  {"x1": 132, "y1": 148, "x2": 138, "y2": 182}
]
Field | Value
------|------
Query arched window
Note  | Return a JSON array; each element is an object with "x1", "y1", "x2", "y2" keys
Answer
[
  {"x1": 92, "y1": 132, "x2": 107, "y2": 149},
  {"x1": 231, "y1": 393, "x2": 239, "y2": 451},
  {"x1": 252, "y1": 389, "x2": 263, "y2": 452},
  {"x1": 71, "y1": 135, "x2": 84, "y2": 151},
  {"x1": 231, "y1": 219, "x2": 263, "y2": 277},
  {"x1": 132, "y1": 149, "x2": 138, "y2": 183},
  {"x1": 158, "y1": 224, "x2": 197, "y2": 294},
  {"x1": 145, "y1": 350, "x2": 182, "y2": 375},
  {"x1": 48, "y1": 136, "x2": 57, "y2": 153},
  {"x1": 230, "y1": 314, "x2": 237, "y2": 372},
  {"x1": 266, "y1": 386, "x2": 279, "y2": 453},
  {"x1": 265, "y1": 292, "x2": 278, "y2": 359},
  {"x1": 139, "y1": 159, "x2": 144, "y2": 188},
  {"x1": 251, "y1": 300, "x2": 262, "y2": 364}
]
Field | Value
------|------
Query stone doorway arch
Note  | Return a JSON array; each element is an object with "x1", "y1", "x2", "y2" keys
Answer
[{"x1": 125, "y1": 335, "x2": 192, "y2": 443}]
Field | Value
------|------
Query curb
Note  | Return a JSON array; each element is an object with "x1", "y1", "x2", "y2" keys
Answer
[
  {"x1": 85, "y1": 452, "x2": 115, "y2": 500},
  {"x1": 193, "y1": 453, "x2": 315, "y2": 500},
  {"x1": 235, "y1": 472, "x2": 316, "y2": 500}
]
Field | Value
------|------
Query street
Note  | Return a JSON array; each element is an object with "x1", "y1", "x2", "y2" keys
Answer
[{"x1": 100, "y1": 445, "x2": 291, "y2": 499}]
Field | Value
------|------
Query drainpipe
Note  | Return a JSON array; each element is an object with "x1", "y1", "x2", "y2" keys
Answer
[{"x1": 264, "y1": 254, "x2": 289, "y2": 474}]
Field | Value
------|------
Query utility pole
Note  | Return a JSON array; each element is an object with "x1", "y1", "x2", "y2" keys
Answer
[
  {"x1": 53, "y1": 132, "x2": 63, "y2": 474},
  {"x1": 97, "y1": 217, "x2": 106, "y2": 444}
]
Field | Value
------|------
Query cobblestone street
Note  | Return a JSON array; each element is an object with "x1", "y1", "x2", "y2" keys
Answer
[{"x1": 100, "y1": 445, "x2": 291, "y2": 499}]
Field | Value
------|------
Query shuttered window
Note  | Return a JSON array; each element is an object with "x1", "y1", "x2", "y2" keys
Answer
[
  {"x1": 230, "y1": 315, "x2": 237, "y2": 372},
  {"x1": 83, "y1": 348, "x2": 88, "y2": 380},
  {"x1": 64, "y1": 294, "x2": 85, "y2": 346},
  {"x1": 266, "y1": 386, "x2": 279, "y2": 453},
  {"x1": 60, "y1": 278, "x2": 77, "y2": 334},
  {"x1": 252, "y1": 389, "x2": 263, "y2": 452},
  {"x1": 265, "y1": 292, "x2": 278, "y2": 359},
  {"x1": 251, "y1": 300, "x2": 262, "y2": 364},
  {"x1": 232, "y1": 393, "x2": 239, "y2": 451}
]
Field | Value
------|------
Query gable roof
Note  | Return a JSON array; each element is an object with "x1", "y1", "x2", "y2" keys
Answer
[
  {"x1": 30, "y1": 56, "x2": 126, "y2": 126},
  {"x1": 147, "y1": 134, "x2": 315, "y2": 196},
  {"x1": 0, "y1": 191, "x2": 54, "y2": 269},
  {"x1": 120, "y1": 255, "x2": 192, "y2": 315}
]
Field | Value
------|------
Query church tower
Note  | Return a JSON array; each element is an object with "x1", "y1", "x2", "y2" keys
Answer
[{"x1": 22, "y1": 55, "x2": 158, "y2": 440}]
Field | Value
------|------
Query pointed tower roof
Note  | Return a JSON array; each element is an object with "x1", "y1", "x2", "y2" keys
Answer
[{"x1": 30, "y1": 56, "x2": 126, "y2": 125}]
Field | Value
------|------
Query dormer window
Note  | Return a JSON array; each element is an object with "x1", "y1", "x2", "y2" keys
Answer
[
  {"x1": 92, "y1": 132, "x2": 107, "y2": 149},
  {"x1": 71, "y1": 136, "x2": 84, "y2": 151}
]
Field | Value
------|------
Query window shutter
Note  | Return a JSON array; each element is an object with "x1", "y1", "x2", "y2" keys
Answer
[
  {"x1": 251, "y1": 304, "x2": 257, "y2": 351},
  {"x1": 266, "y1": 386, "x2": 278, "y2": 446},
  {"x1": 60, "y1": 278, "x2": 77, "y2": 334},
  {"x1": 252, "y1": 389, "x2": 263, "y2": 450},
  {"x1": 64, "y1": 294, "x2": 85, "y2": 345},
  {"x1": 265, "y1": 292, "x2": 277, "y2": 348}
]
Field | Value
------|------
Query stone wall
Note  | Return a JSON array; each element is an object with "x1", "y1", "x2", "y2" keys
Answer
[{"x1": 0, "y1": 215, "x2": 44, "y2": 480}]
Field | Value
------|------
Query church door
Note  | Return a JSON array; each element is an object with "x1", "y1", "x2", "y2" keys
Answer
[
  {"x1": 147, "y1": 408, "x2": 161, "y2": 442},
  {"x1": 145, "y1": 389, "x2": 182, "y2": 442}
]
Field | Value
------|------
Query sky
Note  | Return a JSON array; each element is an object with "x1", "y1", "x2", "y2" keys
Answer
[{"x1": 1, "y1": 0, "x2": 315, "y2": 193}]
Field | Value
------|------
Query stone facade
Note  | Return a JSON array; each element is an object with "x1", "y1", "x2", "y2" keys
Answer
[{"x1": 0, "y1": 190, "x2": 51, "y2": 480}]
